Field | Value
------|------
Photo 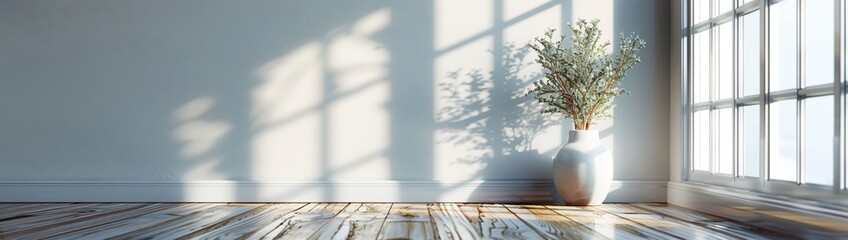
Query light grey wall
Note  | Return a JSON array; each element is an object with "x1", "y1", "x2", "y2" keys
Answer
[
  {"x1": 612, "y1": 0, "x2": 671, "y2": 181},
  {"x1": 670, "y1": 0, "x2": 683, "y2": 182},
  {"x1": 0, "y1": 0, "x2": 669, "y2": 200}
]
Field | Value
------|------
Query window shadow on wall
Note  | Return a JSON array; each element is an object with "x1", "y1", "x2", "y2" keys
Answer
[
  {"x1": 225, "y1": 0, "x2": 577, "y2": 202},
  {"x1": 0, "y1": 0, "x2": 581, "y2": 202}
]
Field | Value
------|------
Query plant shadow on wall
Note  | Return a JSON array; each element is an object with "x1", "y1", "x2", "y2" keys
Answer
[{"x1": 437, "y1": 43, "x2": 561, "y2": 202}]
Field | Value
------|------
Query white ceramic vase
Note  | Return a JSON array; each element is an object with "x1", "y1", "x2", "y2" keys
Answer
[{"x1": 553, "y1": 130, "x2": 613, "y2": 205}]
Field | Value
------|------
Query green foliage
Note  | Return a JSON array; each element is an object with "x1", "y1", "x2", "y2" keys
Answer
[{"x1": 527, "y1": 19, "x2": 646, "y2": 130}]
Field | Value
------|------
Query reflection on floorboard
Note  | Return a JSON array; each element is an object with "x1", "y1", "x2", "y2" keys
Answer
[{"x1": 0, "y1": 203, "x2": 832, "y2": 239}]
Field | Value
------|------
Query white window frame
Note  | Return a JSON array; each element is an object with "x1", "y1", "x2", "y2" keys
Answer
[{"x1": 684, "y1": 0, "x2": 848, "y2": 204}]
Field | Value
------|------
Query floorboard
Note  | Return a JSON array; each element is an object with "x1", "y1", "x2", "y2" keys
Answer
[
  {"x1": 0, "y1": 203, "x2": 818, "y2": 239},
  {"x1": 429, "y1": 203, "x2": 480, "y2": 240},
  {"x1": 506, "y1": 204, "x2": 604, "y2": 239},
  {"x1": 545, "y1": 205, "x2": 671, "y2": 239},
  {"x1": 188, "y1": 203, "x2": 307, "y2": 239},
  {"x1": 273, "y1": 203, "x2": 349, "y2": 239},
  {"x1": 108, "y1": 204, "x2": 257, "y2": 239},
  {"x1": 596, "y1": 204, "x2": 731, "y2": 240},
  {"x1": 378, "y1": 203, "x2": 435, "y2": 240},
  {"x1": 330, "y1": 203, "x2": 392, "y2": 240},
  {"x1": 10, "y1": 203, "x2": 176, "y2": 240},
  {"x1": 475, "y1": 204, "x2": 544, "y2": 239},
  {"x1": 0, "y1": 203, "x2": 80, "y2": 221},
  {"x1": 1, "y1": 203, "x2": 141, "y2": 236}
]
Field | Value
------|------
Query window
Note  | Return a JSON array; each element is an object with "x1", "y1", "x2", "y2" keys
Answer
[
  {"x1": 770, "y1": 100, "x2": 796, "y2": 181},
  {"x1": 768, "y1": 0, "x2": 796, "y2": 92},
  {"x1": 686, "y1": 0, "x2": 845, "y2": 200},
  {"x1": 741, "y1": 105, "x2": 760, "y2": 177},
  {"x1": 741, "y1": 11, "x2": 759, "y2": 97},
  {"x1": 805, "y1": 96, "x2": 834, "y2": 185}
]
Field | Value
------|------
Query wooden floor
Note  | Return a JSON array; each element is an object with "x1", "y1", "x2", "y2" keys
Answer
[{"x1": 0, "y1": 203, "x2": 793, "y2": 239}]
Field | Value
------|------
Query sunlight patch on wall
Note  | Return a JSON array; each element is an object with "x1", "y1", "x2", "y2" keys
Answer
[
  {"x1": 433, "y1": 0, "x2": 495, "y2": 181},
  {"x1": 503, "y1": 2, "x2": 563, "y2": 155},
  {"x1": 350, "y1": 8, "x2": 391, "y2": 39},
  {"x1": 433, "y1": 36, "x2": 493, "y2": 181},
  {"x1": 328, "y1": 8, "x2": 390, "y2": 93},
  {"x1": 328, "y1": 83, "x2": 390, "y2": 180},
  {"x1": 503, "y1": 3, "x2": 561, "y2": 47},
  {"x1": 434, "y1": 0, "x2": 494, "y2": 51},
  {"x1": 251, "y1": 8, "x2": 392, "y2": 182},
  {"x1": 326, "y1": 8, "x2": 391, "y2": 180},
  {"x1": 172, "y1": 96, "x2": 232, "y2": 180},
  {"x1": 173, "y1": 97, "x2": 232, "y2": 158},
  {"x1": 252, "y1": 112, "x2": 323, "y2": 180},
  {"x1": 433, "y1": 0, "x2": 566, "y2": 182},
  {"x1": 174, "y1": 97, "x2": 216, "y2": 122},
  {"x1": 173, "y1": 120, "x2": 232, "y2": 158},
  {"x1": 503, "y1": 0, "x2": 553, "y2": 21},
  {"x1": 252, "y1": 43, "x2": 324, "y2": 180},
  {"x1": 252, "y1": 43, "x2": 324, "y2": 127}
]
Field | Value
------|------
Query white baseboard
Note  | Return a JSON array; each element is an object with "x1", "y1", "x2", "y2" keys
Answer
[{"x1": 0, "y1": 180, "x2": 667, "y2": 203}]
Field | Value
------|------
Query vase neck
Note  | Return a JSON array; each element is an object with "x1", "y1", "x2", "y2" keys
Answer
[{"x1": 567, "y1": 130, "x2": 600, "y2": 144}]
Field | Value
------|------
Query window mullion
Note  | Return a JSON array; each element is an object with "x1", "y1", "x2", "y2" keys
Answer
[
  {"x1": 798, "y1": 84, "x2": 834, "y2": 97},
  {"x1": 737, "y1": 1, "x2": 759, "y2": 15},
  {"x1": 761, "y1": 0, "x2": 771, "y2": 184},
  {"x1": 737, "y1": 95, "x2": 760, "y2": 106},
  {"x1": 734, "y1": 0, "x2": 741, "y2": 179},
  {"x1": 798, "y1": 99, "x2": 805, "y2": 184},
  {"x1": 710, "y1": 0, "x2": 717, "y2": 174},
  {"x1": 836, "y1": 0, "x2": 846, "y2": 191},
  {"x1": 686, "y1": 0, "x2": 692, "y2": 178},
  {"x1": 797, "y1": 0, "x2": 805, "y2": 185}
]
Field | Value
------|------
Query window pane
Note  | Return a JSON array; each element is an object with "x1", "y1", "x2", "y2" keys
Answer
[
  {"x1": 804, "y1": 0, "x2": 835, "y2": 87},
  {"x1": 694, "y1": 110, "x2": 710, "y2": 171},
  {"x1": 769, "y1": 0, "x2": 797, "y2": 92},
  {"x1": 742, "y1": 11, "x2": 760, "y2": 96},
  {"x1": 717, "y1": 108, "x2": 733, "y2": 174},
  {"x1": 770, "y1": 100, "x2": 797, "y2": 181},
  {"x1": 694, "y1": 31, "x2": 710, "y2": 103},
  {"x1": 742, "y1": 105, "x2": 760, "y2": 177},
  {"x1": 717, "y1": 22, "x2": 733, "y2": 100},
  {"x1": 805, "y1": 96, "x2": 834, "y2": 185},
  {"x1": 716, "y1": 0, "x2": 733, "y2": 16},
  {"x1": 694, "y1": 0, "x2": 710, "y2": 24}
]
